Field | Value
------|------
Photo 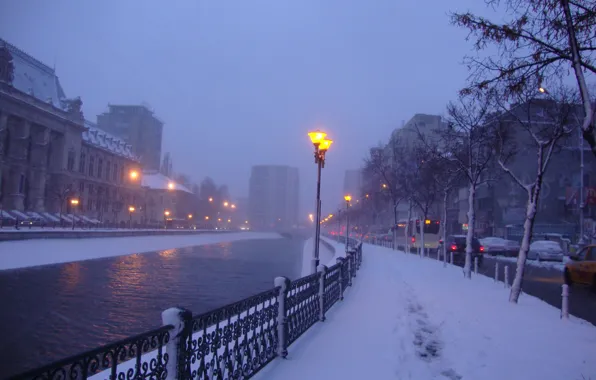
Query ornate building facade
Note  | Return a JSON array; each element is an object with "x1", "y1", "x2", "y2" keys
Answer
[{"x1": 0, "y1": 38, "x2": 142, "y2": 223}]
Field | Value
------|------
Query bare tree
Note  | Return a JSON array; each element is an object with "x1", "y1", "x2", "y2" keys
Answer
[
  {"x1": 440, "y1": 93, "x2": 498, "y2": 278},
  {"x1": 398, "y1": 145, "x2": 441, "y2": 256},
  {"x1": 451, "y1": 0, "x2": 596, "y2": 156},
  {"x1": 364, "y1": 141, "x2": 406, "y2": 244},
  {"x1": 493, "y1": 85, "x2": 577, "y2": 303}
]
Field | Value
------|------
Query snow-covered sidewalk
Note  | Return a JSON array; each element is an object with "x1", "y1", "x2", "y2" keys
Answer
[
  {"x1": 255, "y1": 242, "x2": 596, "y2": 380},
  {"x1": 0, "y1": 232, "x2": 281, "y2": 270}
]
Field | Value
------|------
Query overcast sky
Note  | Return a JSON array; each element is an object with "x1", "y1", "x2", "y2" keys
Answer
[{"x1": 1, "y1": 0, "x2": 488, "y2": 219}]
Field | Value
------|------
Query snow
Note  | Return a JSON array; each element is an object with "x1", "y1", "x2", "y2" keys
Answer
[
  {"x1": 300, "y1": 236, "x2": 343, "y2": 277},
  {"x1": 141, "y1": 172, "x2": 192, "y2": 193},
  {"x1": 0, "y1": 232, "x2": 281, "y2": 270},
  {"x1": 494, "y1": 255, "x2": 566, "y2": 271},
  {"x1": 254, "y1": 242, "x2": 596, "y2": 380}
]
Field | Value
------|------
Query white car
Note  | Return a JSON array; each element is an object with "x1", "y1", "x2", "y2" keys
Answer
[{"x1": 528, "y1": 240, "x2": 564, "y2": 262}]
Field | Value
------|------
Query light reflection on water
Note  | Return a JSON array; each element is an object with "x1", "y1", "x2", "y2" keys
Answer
[{"x1": 0, "y1": 238, "x2": 302, "y2": 378}]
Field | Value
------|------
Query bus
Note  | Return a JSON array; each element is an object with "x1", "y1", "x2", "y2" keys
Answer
[{"x1": 394, "y1": 218, "x2": 442, "y2": 251}]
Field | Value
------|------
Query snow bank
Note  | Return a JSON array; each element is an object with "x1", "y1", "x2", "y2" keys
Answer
[
  {"x1": 300, "y1": 237, "x2": 336, "y2": 277},
  {"x1": 255, "y1": 243, "x2": 596, "y2": 380},
  {"x1": 0, "y1": 232, "x2": 281, "y2": 271},
  {"x1": 493, "y1": 255, "x2": 566, "y2": 271}
]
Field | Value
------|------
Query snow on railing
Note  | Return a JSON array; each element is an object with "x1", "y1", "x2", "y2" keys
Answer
[{"x1": 12, "y1": 242, "x2": 364, "y2": 380}]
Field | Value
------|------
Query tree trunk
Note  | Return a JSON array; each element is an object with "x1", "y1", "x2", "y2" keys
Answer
[
  {"x1": 420, "y1": 211, "x2": 426, "y2": 257},
  {"x1": 510, "y1": 181, "x2": 543, "y2": 303},
  {"x1": 464, "y1": 183, "x2": 476, "y2": 279},
  {"x1": 393, "y1": 201, "x2": 399, "y2": 250},
  {"x1": 442, "y1": 190, "x2": 449, "y2": 261},
  {"x1": 405, "y1": 201, "x2": 412, "y2": 253}
]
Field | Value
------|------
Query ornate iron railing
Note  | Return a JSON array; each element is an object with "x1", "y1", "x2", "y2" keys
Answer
[
  {"x1": 12, "y1": 240, "x2": 364, "y2": 380},
  {"x1": 285, "y1": 272, "x2": 321, "y2": 346},
  {"x1": 12, "y1": 325, "x2": 171, "y2": 380},
  {"x1": 181, "y1": 287, "x2": 280, "y2": 380}
]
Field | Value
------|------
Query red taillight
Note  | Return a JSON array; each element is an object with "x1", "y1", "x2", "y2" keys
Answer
[
  {"x1": 411, "y1": 236, "x2": 416, "y2": 243},
  {"x1": 480, "y1": 246, "x2": 485, "y2": 252},
  {"x1": 450, "y1": 244, "x2": 457, "y2": 251}
]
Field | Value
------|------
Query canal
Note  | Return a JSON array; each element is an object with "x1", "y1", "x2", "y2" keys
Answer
[{"x1": 0, "y1": 236, "x2": 304, "y2": 378}]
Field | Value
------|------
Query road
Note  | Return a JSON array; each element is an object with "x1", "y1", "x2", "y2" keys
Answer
[
  {"x1": 414, "y1": 249, "x2": 596, "y2": 325},
  {"x1": 0, "y1": 236, "x2": 305, "y2": 378}
]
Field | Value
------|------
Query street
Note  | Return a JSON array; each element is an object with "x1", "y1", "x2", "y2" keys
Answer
[{"x1": 402, "y1": 247, "x2": 596, "y2": 326}]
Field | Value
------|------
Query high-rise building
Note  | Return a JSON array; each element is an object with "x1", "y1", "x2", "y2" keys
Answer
[
  {"x1": 343, "y1": 169, "x2": 363, "y2": 199},
  {"x1": 248, "y1": 165, "x2": 299, "y2": 230},
  {"x1": 97, "y1": 104, "x2": 163, "y2": 171}
]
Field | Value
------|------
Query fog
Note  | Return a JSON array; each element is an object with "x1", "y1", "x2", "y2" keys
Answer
[{"x1": 0, "y1": 0, "x2": 481, "y2": 217}]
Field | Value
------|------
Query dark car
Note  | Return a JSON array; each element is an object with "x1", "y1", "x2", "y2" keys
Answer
[{"x1": 445, "y1": 235, "x2": 485, "y2": 267}]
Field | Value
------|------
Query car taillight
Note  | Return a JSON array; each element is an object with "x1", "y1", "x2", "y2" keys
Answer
[
  {"x1": 480, "y1": 246, "x2": 485, "y2": 252},
  {"x1": 411, "y1": 236, "x2": 416, "y2": 243},
  {"x1": 450, "y1": 244, "x2": 457, "y2": 251}
]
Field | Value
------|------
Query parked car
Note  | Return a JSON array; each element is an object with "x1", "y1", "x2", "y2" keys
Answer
[
  {"x1": 445, "y1": 235, "x2": 484, "y2": 267},
  {"x1": 528, "y1": 240, "x2": 564, "y2": 262},
  {"x1": 480, "y1": 237, "x2": 520, "y2": 257},
  {"x1": 564, "y1": 245, "x2": 596, "y2": 289}
]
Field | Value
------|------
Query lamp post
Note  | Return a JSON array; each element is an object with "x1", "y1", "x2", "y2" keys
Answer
[
  {"x1": 128, "y1": 206, "x2": 135, "y2": 229},
  {"x1": 308, "y1": 130, "x2": 333, "y2": 274},
  {"x1": 70, "y1": 198, "x2": 79, "y2": 230},
  {"x1": 164, "y1": 210, "x2": 170, "y2": 229},
  {"x1": 344, "y1": 195, "x2": 351, "y2": 252},
  {"x1": 578, "y1": 125, "x2": 586, "y2": 244}
]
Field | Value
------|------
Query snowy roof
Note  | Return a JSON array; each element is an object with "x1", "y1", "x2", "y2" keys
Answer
[
  {"x1": 1, "y1": 38, "x2": 67, "y2": 110},
  {"x1": 82, "y1": 120, "x2": 138, "y2": 161},
  {"x1": 141, "y1": 172, "x2": 192, "y2": 194}
]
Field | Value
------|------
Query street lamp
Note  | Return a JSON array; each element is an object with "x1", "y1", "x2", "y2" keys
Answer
[
  {"x1": 231, "y1": 204, "x2": 236, "y2": 209},
  {"x1": 130, "y1": 170, "x2": 139, "y2": 181},
  {"x1": 168, "y1": 182, "x2": 175, "y2": 190},
  {"x1": 205, "y1": 216, "x2": 209, "y2": 220},
  {"x1": 128, "y1": 206, "x2": 135, "y2": 229},
  {"x1": 344, "y1": 195, "x2": 352, "y2": 252},
  {"x1": 223, "y1": 201, "x2": 229, "y2": 207},
  {"x1": 188, "y1": 214, "x2": 193, "y2": 219},
  {"x1": 208, "y1": 197, "x2": 213, "y2": 202},
  {"x1": 308, "y1": 129, "x2": 334, "y2": 274},
  {"x1": 70, "y1": 198, "x2": 79, "y2": 230},
  {"x1": 164, "y1": 210, "x2": 170, "y2": 229}
]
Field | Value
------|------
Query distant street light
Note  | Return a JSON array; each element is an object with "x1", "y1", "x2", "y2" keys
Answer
[
  {"x1": 205, "y1": 216, "x2": 209, "y2": 220},
  {"x1": 223, "y1": 201, "x2": 229, "y2": 207},
  {"x1": 344, "y1": 195, "x2": 352, "y2": 252},
  {"x1": 168, "y1": 182, "x2": 175, "y2": 190},
  {"x1": 130, "y1": 170, "x2": 139, "y2": 180},
  {"x1": 308, "y1": 129, "x2": 334, "y2": 274},
  {"x1": 70, "y1": 198, "x2": 79, "y2": 230},
  {"x1": 188, "y1": 214, "x2": 193, "y2": 219},
  {"x1": 231, "y1": 204, "x2": 236, "y2": 209},
  {"x1": 164, "y1": 210, "x2": 170, "y2": 229},
  {"x1": 128, "y1": 206, "x2": 135, "y2": 229},
  {"x1": 208, "y1": 197, "x2": 213, "y2": 202}
]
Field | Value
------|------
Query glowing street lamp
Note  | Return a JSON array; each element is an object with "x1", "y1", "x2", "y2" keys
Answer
[
  {"x1": 308, "y1": 129, "x2": 334, "y2": 274},
  {"x1": 205, "y1": 216, "x2": 209, "y2": 220},
  {"x1": 130, "y1": 170, "x2": 139, "y2": 180},
  {"x1": 128, "y1": 206, "x2": 135, "y2": 229},
  {"x1": 167, "y1": 182, "x2": 175, "y2": 190},
  {"x1": 188, "y1": 214, "x2": 193, "y2": 219},
  {"x1": 70, "y1": 198, "x2": 79, "y2": 230},
  {"x1": 208, "y1": 197, "x2": 213, "y2": 202},
  {"x1": 164, "y1": 210, "x2": 170, "y2": 229},
  {"x1": 231, "y1": 204, "x2": 236, "y2": 209},
  {"x1": 223, "y1": 201, "x2": 229, "y2": 207}
]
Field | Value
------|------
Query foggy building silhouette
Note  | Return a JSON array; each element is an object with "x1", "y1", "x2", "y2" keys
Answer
[
  {"x1": 97, "y1": 104, "x2": 163, "y2": 171},
  {"x1": 248, "y1": 165, "x2": 299, "y2": 230},
  {"x1": 343, "y1": 169, "x2": 363, "y2": 199}
]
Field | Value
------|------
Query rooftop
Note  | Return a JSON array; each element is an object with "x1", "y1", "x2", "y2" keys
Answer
[
  {"x1": 83, "y1": 120, "x2": 138, "y2": 161},
  {"x1": 141, "y1": 171, "x2": 192, "y2": 194},
  {"x1": 0, "y1": 38, "x2": 67, "y2": 110}
]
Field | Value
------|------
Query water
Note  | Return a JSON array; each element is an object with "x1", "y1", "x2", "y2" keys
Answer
[{"x1": 0, "y1": 237, "x2": 303, "y2": 378}]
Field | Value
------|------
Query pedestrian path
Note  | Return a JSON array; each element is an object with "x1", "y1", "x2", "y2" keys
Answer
[{"x1": 254, "y1": 242, "x2": 596, "y2": 380}]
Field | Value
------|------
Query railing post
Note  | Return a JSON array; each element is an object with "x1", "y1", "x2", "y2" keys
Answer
[
  {"x1": 274, "y1": 276, "x2": 290, "y2": 358},
  {"x1": 504, "y1": 266, "x2": 509, "y2": 288},
  {"x1": 494, "y1": 262, "x2": 499, "y2": 282},
  {"x1": 561, "y1": 284, "x2": 569, "y2": 320},
  {"x1": 161, "y1": 307, "x2": 192, "y2": 380},
  {"x1": 474, "y1": 257, "x2": 478, "y2": 274},
  {"x1": 336, "y1": 257, "x2": 345, "y2": 300},
  {"x1": 317, "y1": 264, "x2": 327, "y2": 322},
  {"x1": 449, "y1": 251, "x2": 453, "y2": 265},
  {"x1": 347, "y1": 252, "x2": 353, "y2": 287}
]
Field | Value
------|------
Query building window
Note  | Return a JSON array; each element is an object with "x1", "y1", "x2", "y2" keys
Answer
[
  {"x1": 89, "y1": 156, "x2": 95, "y2": 177},
  {"x1": 113, "y1": 163, "x2": 118, "y2": 182},
  {"x1": 120, "y1": 166, "x2": 125, "y2": 183},
  {"x1": 18, "y1": 174, "x2": 25, "y2": 194},
  {"x1": 67, "y1": 151, "x2": 75, "y2": 171},
  {"x1": 106, "y1": 161, "x2": 111, "y2": 181},
  {"x1": 79, "y1": 153, "x2": 86, "y2": 173},
  {"x1": 98, "y1": 159, "x2": 103, "y2": 179}
]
